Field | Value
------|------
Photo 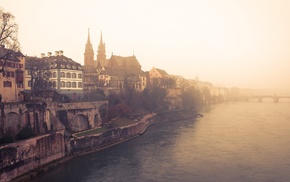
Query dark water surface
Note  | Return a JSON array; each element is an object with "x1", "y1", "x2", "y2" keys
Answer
[{"x1": 32, "y1": 102, "x2": 290, "y2": 182}]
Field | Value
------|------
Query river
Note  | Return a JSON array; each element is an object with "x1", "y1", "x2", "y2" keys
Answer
[{"x1": 31, "y1": 101, "x2": 290, "y2": 182}]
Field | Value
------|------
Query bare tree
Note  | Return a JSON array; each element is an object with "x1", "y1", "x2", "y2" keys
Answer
[
  {"x1": 0, "y1": 8, "x2": 20, "y2": 76},
  {"x1": 26, "y1": 58, "x2": 52, "y2": 92}
]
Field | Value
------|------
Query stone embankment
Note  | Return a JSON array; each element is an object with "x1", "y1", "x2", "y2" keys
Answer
[
  {"x1": 1, "y1": 111, "x2": 197, "y2": 182},
  {"x1": 69, "y1": 113, "x2": 157, "y2": 155},
  {"x1": 1, "y1": 113, "x2": 157, "y2": 182},
  {"x1": 0, "y1": 131, "x2": 65, "y2": 182}
]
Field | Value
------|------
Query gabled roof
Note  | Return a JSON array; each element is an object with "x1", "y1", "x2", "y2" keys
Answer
[
  {"x1": 26, "y1": 54, "x2": 82, "y2": 70},
  {"x1": 0, "y1": 46, "x2": 22, "y2": 62},
  {"x1": 107, "y1": 55, "x2": 141, "y2": 68},
  {"x1": 99, "y1": 67, "x2": 126, "y2": 77},
  {"x1": 44, "y1": 55, "x2": 81, "y2": 66},
  {"x1": 99, "y1": 66, "x2": 144, "y2": 78},
  {"x1": 96, "y1": 59, "x2": 109, "y2": 68},
  {"x1": 154, "y1": 67, "x2": 168, "y2": 76}
]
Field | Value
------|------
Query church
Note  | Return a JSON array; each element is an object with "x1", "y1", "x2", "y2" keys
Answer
[{"x1": 83, "y1": 30, "x2": 146, "y2": 92}]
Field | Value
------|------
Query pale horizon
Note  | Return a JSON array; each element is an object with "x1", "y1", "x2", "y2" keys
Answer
[{"x1": 2, "y1": 0, "x2": 290, "y2": 90}]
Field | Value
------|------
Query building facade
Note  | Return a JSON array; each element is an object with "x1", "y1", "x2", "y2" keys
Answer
[
  {"x1": 83, "y1": 30, "x2": 146, "y2": 92},
  {"x1": 0, "y1": 47, "x2": 25, "y2": 102},
  {"x1": 25, "y1": 51, "x2": 83, "y2": 99}
]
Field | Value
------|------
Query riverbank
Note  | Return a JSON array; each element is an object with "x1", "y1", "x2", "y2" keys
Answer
[
  {"x1": 8, "y1": 110, "x2": 200, "y2": 182},
  {"x1": 8, "y1": 113, "x2": 157, "y2": 182}
]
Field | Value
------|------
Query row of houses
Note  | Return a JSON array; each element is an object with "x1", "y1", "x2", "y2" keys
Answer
[{"x1": 1, "y1": 30, "x2": 232, "y2": 105}]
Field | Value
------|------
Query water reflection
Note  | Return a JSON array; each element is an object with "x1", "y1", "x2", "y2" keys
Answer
[{"x1": 32, "y1": 102, "x2": 290, "y2": 182}]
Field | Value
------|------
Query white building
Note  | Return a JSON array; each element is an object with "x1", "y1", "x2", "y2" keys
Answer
[{"x1": 25, "y1": 51, "x2": 83, "y2": 99}]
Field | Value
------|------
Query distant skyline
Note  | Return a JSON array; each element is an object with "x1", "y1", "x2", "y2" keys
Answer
[{"x1": 2, "y1": 0, "x2": 290, "y2": 90}]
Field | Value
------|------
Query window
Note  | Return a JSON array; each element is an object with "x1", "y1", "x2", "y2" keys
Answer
[
  {"x1": 3, "y1": 81, "x2": 12, "y2": 87},
  {"x1": 78, "y1": 82, "x2": 82, "y2": 88},
  {"x1": 66, "y1": 73, "x2": 71, "y2": 78},
  {"x1": 11, "y1": 63, "x2": 15, "y2": 68},
  {"x1": 53, "y1": 72, "x2": 57, "y2": 78},
  {"x1": 6, "y1": 71, "x2": 15, "y2": 77},
  {"x1": 53, "y1": 81, "x2": 56, "y2": 88},
  {"x1": 17, "y1": 83, "x2": 23, "y2": 88},
  {"x1": 66, "y1": 82, "x2": 71, "y2": 88},
  {"x1": 61, "y1": 72, "x2": 65, "y2": 78},
  {"x1": 61, "y1": 81, "x2": 65, "y2": 87},
  {"x1": 78, "y1": 73, "x2": 82, "y2": 79},
  {"x1": 72, "y1": 73, "x2": 76, "y2": 78},
  {"x1": 28, "y1": 80, "x2": 31, "y2": 87},
  {"x1": 72, "y1": 82, "x2": 76, "y2": 88}
]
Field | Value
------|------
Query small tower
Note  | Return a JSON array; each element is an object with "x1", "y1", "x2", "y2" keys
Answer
[
  {"x1": 84, "y1": 28, "x2": 94, "y2": 66},
  {"x1": 97, "y1": 31, "x2": 106, "y2": 62}
]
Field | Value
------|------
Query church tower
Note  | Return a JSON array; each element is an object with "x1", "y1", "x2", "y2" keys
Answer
[
  {"x1": 84, "y1": 28, "x2": 94, "y2": 66},
  {"x1": 97, "y1": 32, "x2": 106, "y2": 62}
]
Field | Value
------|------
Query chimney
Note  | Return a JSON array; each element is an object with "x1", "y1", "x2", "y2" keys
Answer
[
  {"x1": 59, "y1": 50, "x2": 63, "y2": 56},
  {"x1": 47, "y1": 52, "x2": 52, "y2": 57},
  {"x1": 40, "y1": 53, "x2": 45, "y2": 58},
  {"x1": 55, "y1": 51, "x2": 59, "y2": 56}
]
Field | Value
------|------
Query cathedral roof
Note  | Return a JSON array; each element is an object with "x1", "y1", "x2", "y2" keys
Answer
[
  {"x1": 107, "y1": 55, "x2": 141, "y2": 68},
  {"x1": 96, "y1": 59, "x2": 109, "y2": 68},
  {"x1": 99, "y1": 67, "x2": 126, "y2": 77}
]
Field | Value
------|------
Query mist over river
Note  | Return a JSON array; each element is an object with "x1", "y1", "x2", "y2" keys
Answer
[{"x1": 32, "y1": 101, "x2": 290, "y2": 182}]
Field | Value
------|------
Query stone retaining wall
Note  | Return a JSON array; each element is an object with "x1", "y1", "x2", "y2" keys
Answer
[
  {"x1": 0, "y1": 131, "x2": 65, "y2": 182},
  {"x1": 69, "y1": 114, "x2": 156, "y2": 154}
]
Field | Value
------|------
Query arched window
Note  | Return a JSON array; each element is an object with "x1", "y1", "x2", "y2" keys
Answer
[
  {"x1": 66, "y1": 72, "x2": 71, "y2": 78},
  {"x1": 61, "y1": 72, "x2": 65, "y2": 78},
  {"x1": 53, "y1": 72, "x2": 57, "y2": 78},
  {"x1": 78, "y1": 82, "x2": 82, "y2": 88},
  {"x1": 66, "y1": 82, "x2": 71, "y2": 88},
  {"x1": 78, "y1": 73, "x2": 82, "y2": 79},
  {"x1": 72, "y1": 82, "x2": 76, "y2": 88},
  {"x1": 72, "y1": 73, "x2": 76, "y2": 78},
  {"x1": 61, "y1": 81, "x2": 65, "y2": 87}
]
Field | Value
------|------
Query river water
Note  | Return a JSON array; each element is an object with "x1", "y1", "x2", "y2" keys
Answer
[{"x1": 32, "y1": 101, "x2": 290, "y2": 182}]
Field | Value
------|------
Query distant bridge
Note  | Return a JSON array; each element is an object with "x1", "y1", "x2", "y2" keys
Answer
[{"x1": 246, "y1": 95, "x2": 290, "y2": 103}]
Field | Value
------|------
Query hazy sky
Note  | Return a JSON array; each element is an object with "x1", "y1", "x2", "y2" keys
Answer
[{"x1": 2, "y1": 0, "x2": 290, "y2": 89}]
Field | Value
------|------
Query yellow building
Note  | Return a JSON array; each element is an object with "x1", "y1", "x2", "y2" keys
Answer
[{"x1": 0, "y1": 47, "x2": 25, "y2": 102}]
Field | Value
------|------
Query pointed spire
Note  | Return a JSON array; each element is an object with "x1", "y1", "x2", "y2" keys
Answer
[
  {"x1": 100, "y1": 31, "x2": 103, "y2": 44},
  {"x1": 87, "y1": 28, "x2": 91, "y2": 45},
  {"x1": 84, "y1": 28, "x2": 94, "y2": 67},
  {"x1": 97, "y1": 30, "x2": 106, "y2": 62}
]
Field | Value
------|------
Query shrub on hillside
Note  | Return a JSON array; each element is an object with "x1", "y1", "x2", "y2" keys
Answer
[
  {"x1": 16, "y1": 127, "x2": 35, "y2": 140},
  {"x1": 0, "y1": 135, "x2": 14, "y2": 144}
]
